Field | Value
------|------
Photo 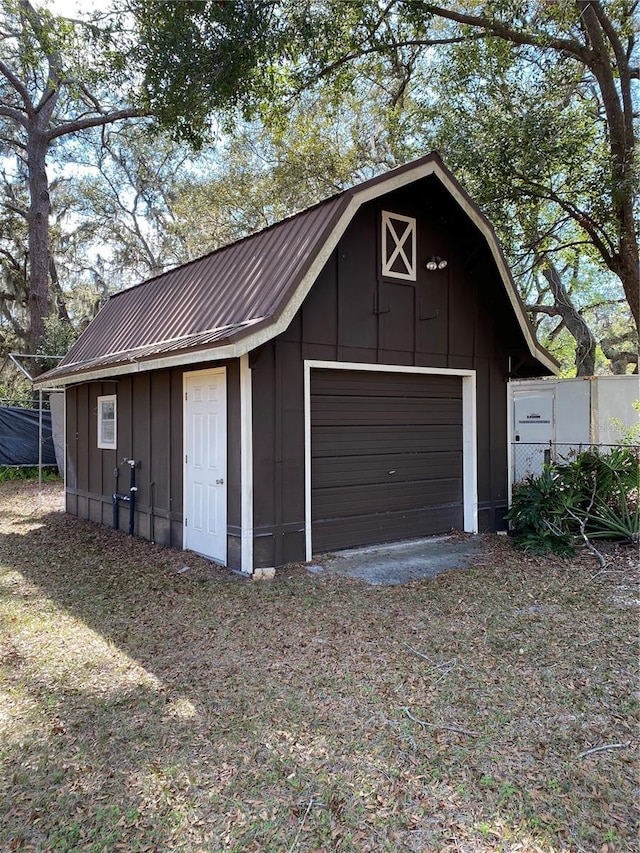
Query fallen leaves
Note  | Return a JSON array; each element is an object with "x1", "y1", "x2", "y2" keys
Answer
[{"x1": 0, "y1": 482, "x2": 638, "y2": 851}]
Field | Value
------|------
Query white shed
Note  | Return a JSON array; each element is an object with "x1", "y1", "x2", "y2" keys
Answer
[{"x1": 508, "y1": 374, "x2": 639, "y2": 484}]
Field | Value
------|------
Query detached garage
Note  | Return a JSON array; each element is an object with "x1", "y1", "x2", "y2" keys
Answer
[{"x1": 35, "y1": 153, "x2": 556, "y2": 575}]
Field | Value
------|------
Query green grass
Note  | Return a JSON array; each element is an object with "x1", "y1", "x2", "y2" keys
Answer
[{"x1": 0, "y1": 481, "x2": 638, "y2": 851}]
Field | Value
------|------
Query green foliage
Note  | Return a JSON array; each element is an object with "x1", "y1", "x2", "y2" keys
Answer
[
  {"x1": 0, "y1": 374, "x2": 35, "y2": 408},
  {"x1": 133, "y1": 0, "x2": 638, "y2": 369},
  {"x1": 33, "y1": 315, "x2": 78, "y2": 375},
  {"x1": 169, "y1": 87, "x2": 407, "y2": 257},
  {"x1": 0, "y1": 0, "x2": 145, "y2": 353},
  {"x1": 587, "y1": 495, "x2": 640, "y2": 542},
  {"x1": 508, "y1": 446, "x2": 640, "y2": 553},
  {"x1": 555, "y1": 446, "x2": 637, "y2": 501},
  {"x1": 132, "y1": 0, "x2": 280, "y2": 148},
  {"x1": 610, "y1": 402, "x2": 640, "y2": 446},
  {"x1": 507, "y1": 468, "x2": 576, "y2": 555},
  {"x1": 39, "y1": 314, "x2": 77, "y2": 356},
  {"x1": 572, "y1": 446, "x2": 640, "y2": 542},
  {"x1": 0, "y1": 465, "x2": 60, "y2": 482}
]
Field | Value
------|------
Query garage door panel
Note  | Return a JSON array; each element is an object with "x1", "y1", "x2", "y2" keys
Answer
[
  {"x1": 312, "y1": 372, "x2": 462, "y2": 399},
  {"x1": 313, "y1": 478, "x2": 462, "y2": 519},
  {"x1": 312, "y1": 396, "x2": 462, "y2": 426},
  {"x1": 313, "y1": 505, "x2": 464, "y2": 553},
  {"x1": 312, "y1": 450, "x2": 462, "y2": 487},
  {"x1": 312, "y1": 424, "x2": 464, "y2": 456},
  {"x1": 310, "y1": 368, "x2": 465, "y2": 552}
]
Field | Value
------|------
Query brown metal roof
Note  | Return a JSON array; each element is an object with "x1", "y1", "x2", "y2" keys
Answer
[
  {"x1": 56, "y1": 193, "x2": 348, "y2": 367},
  {"x1": 36, "y1": 152, "x2": 558, "y2": 386},
  {"x1": 38, "y1": 321, "x2": 260, "y2": 384}
]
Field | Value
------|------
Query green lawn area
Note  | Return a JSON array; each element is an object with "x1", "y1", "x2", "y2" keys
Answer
[{"x1": 0, "y1": 482, "x2": 637, "y2": 852}]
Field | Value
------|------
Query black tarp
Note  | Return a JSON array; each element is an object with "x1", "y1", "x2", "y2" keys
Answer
[{"x1": 0, "y1": 406, "x2": 57, "y2": 466}]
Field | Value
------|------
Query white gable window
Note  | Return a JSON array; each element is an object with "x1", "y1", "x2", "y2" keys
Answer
[
  {"x1": 381, "y1": 211, "x2": 416, "y2": 281},
  {"x1": 97, "y1": 395, "x2": 117, "y2": 449}
]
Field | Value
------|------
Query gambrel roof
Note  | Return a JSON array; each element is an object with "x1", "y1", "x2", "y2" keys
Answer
[{"x1": 36, "y1": 152, "x2": 558, "y2": 386}]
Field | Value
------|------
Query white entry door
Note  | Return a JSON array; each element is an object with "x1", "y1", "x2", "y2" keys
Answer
[{"x1": 184, "y1": 369, "x2": 227, "y2": 563}]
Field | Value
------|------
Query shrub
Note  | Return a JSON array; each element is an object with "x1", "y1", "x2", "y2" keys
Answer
[
  {"x1": 508, "y1": 446, "x2": 639, "y2": 554},
  {"x1": 0, "y1": 466, "x2": 61, "y2": 483},
  {"x1": 507, "y1": 469, "x2": 576, "y2": 555}
]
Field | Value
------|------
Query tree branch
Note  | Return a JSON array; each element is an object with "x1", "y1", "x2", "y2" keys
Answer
[
  {"x1": 1, "y1": 200, "x2": 28, "y2": 219},
  {"x1": 527, "y1": 303, "x2": 560, "y2": 317},
  {"x1": 19, "y1": 0, "x2": 62, "y2": 125},
  {"x1": 517, "y1": 172, "x2": 616, "y2": 263},
  {"x1": 577, "y1": 741, "x2": 631, "y2": 759},
  {"x1": 601, "y1": 331, "x2": 638, "y2": 348},
  {"x1": 0, "y1": 302, "x2": 27, "y2": 338},
  {"x1": 564, "y1": 481, "x2": 607, "y2": 568},
  {"x1": 420, "y1": 3, "x2": 592, "y2": 62},
  {"x1": 47, "y1": 108, "x2": 147, "y2": 141},
  {"x1": 588, "y1": 1, "x2": 634, "y2": 126},
  {"x1": 309, "y1": 33, "x2": 487, "y2": 84},
  {"x1": 548, "y1": 319, "x2": 566, "y2": 342},
  {"x1": 0, "y1": 132, "x2": 27, "y2": 150},
  {"x1": 0, "y1": 246, "x2": 23, "y2": 268},
  {"x1": 0, "y1": 58, "x2": 34, "y2": 114},
  {"x1": 78, "y1": 82, "x2": 105, "y2": 113},
  {"x1": 580, "y1": 297, "x2": 626, "y2": 312},
  {"x1": 402, "y1": 707, "x2": 480, "y2": 737}
]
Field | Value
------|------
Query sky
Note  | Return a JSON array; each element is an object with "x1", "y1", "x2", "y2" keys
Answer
[{"x1": 33, "y1": 0, "x2": 103, "y2": 17}]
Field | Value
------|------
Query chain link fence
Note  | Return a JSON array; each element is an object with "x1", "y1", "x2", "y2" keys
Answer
[{"x1": 511, "y1": 441, "x2": 637, "y2": 485}]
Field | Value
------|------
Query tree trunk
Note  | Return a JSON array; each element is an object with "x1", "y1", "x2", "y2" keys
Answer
[
  {"x1": 616, "y1": 238, "x2": 640, "y2": 335},
  {"x1": 576, "y1": 0, "x2": 639, "y2": 333},
  {"x1": 540, "y1": 259, "x2": 597, "y2": 375},
  {"x1": 26, "y1": 128, "x2": 52, "y2": 351},
  {"x1": 601, "y1": 335, "x2": 639, "y2": 374},
  {"x1": 49, "y1": 256, "x2": 70, "y2": 323}
]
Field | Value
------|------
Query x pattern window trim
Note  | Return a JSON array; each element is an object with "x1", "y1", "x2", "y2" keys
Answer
[{"x1": 382, "y1": 211, "x2": 416, "y2": 281}]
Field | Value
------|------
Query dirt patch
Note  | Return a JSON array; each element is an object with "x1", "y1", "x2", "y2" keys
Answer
[{"x1": 0, "y1": 482, "x2": 638, "y2": 851}]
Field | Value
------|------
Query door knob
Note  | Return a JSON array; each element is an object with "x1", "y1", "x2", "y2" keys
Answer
[{"x1": 216, "y1": 478, "x2": 224, "y2": 485}]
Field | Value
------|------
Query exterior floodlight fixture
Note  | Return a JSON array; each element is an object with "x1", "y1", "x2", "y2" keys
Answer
[{"x1": 426, "y1": 256, "x2": 448, "y2": 270}]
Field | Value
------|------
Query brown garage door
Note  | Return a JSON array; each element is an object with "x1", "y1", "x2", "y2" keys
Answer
[{"x1": 311, "y1": 369, "x2": 463, "y2": 553}]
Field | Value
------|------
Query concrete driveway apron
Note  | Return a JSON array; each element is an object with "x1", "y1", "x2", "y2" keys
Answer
[{"x1": 307, "y1": 535, "x2": 486, "y2": 586}]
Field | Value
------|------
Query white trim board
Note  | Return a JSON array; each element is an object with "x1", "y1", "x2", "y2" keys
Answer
[
  {"x1": 239, "y1": 354, "x2": 254, "y2": 574},
  {"x1": 303, "y1": 360, "x2": 478, "y2": 561},
  {"x1": 62, "y1": 390, "x2": 67, "y2": 494}
]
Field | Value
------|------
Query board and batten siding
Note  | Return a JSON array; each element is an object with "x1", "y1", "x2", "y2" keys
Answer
[
  {"x1": 64, "y1": 360, "x2": 243, "y2": 569},
  {"x1": 249, "y1": 180, "x2": 541, "y2": 568}
]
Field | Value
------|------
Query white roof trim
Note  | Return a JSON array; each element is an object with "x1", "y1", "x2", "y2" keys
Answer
[{"x1": 37, "y1": 158, "x2": 556, "y2": 387}]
